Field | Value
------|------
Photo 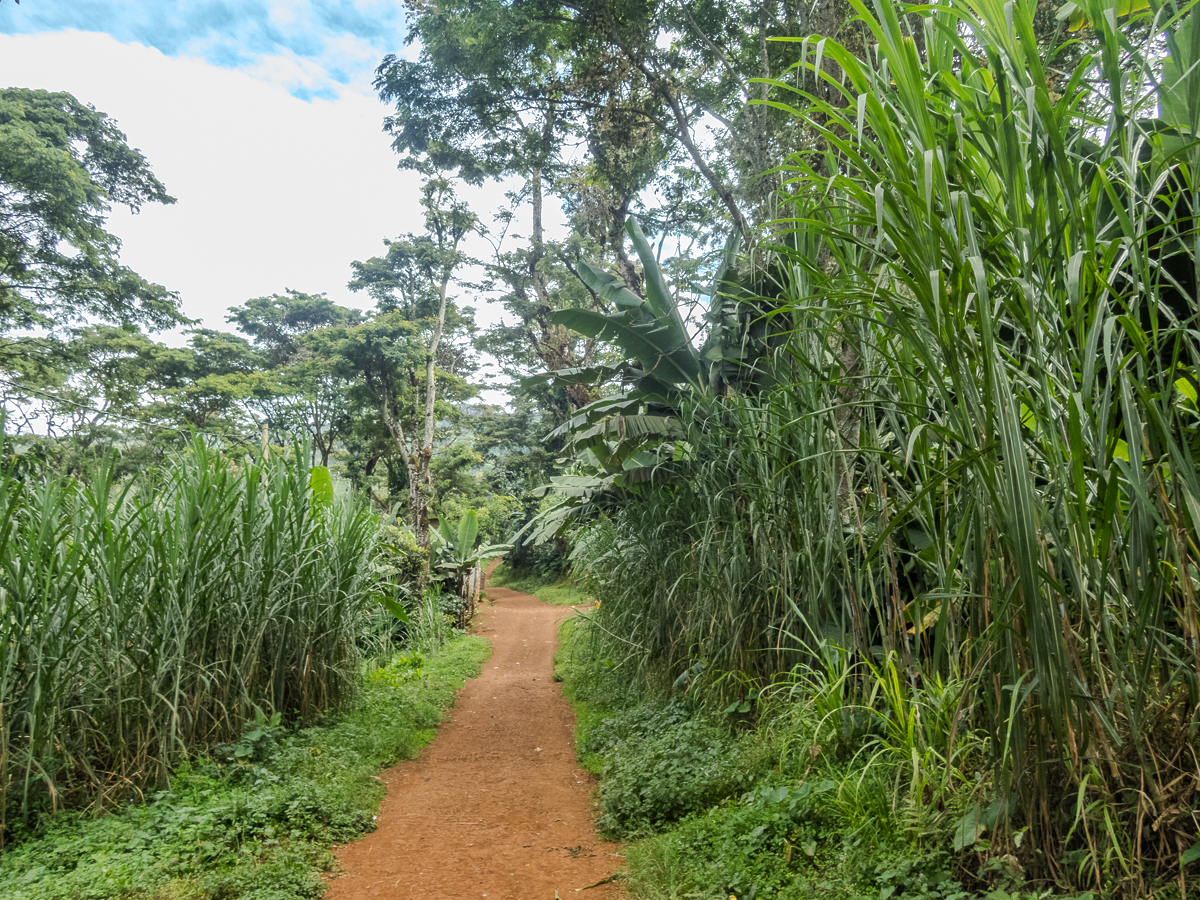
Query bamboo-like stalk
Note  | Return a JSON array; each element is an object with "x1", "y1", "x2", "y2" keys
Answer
[
  {"x1": 570, "y1": 0, "x2": 1200, "y2": 889},
  {"x1": 0, "y1": 437, "x2": 379, "y2": 838}
]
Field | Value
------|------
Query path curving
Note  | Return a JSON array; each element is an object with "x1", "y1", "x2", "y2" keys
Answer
[{"x1": 325, "y1": 587, "x2": 619, "y2": 900}]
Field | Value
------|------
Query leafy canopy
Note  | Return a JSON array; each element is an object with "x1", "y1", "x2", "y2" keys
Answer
[{"x1": 0, "y1": 88, "x2": 183, "y2": 364}]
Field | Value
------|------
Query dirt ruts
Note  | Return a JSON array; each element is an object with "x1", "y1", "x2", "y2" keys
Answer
[{"x1": 324, "y1": 586, "x2": 619, "y2": 900}]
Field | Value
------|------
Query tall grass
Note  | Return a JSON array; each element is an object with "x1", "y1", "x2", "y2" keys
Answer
[
  {"x1": 570, "y1": 0, "x2": 1200, "y2": 891},
  {"x1": 0, "y1": 437, "x2": 381, "y2": 839}
]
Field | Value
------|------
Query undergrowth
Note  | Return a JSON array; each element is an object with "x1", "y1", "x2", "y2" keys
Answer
[
  {"x1": 0, "y1": 635, "x2": 490, "y2": 900},
  {"x1": 555, "y1": 614, "x2": 1115, "y2": 900}
]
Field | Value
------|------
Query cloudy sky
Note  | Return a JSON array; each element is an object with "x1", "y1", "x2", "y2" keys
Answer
[{"x1": 0, "y1": 1, "x2": 532, "y2": 346}]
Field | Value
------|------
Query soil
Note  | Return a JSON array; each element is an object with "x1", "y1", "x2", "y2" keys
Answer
[{"x1": 324, "y1": 586, "x2": 620, "y2": 900}]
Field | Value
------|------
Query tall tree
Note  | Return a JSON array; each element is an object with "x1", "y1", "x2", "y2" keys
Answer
[
  {"x1": 228, "y1": 290, "x2": 362, "y2": 464},
  {"x1": 0, "y1": 88, "x2": 183, "y2": 373},
  {"x1": 228, "y1": 289, "x2": 360, "y2": 367},
  {"x1": 374, "y1": 0, "x2": 660, "y2": 287},
  {"x1": 8, "y1": 323, "x2": 188, "y2": 450},
  {"x1": 146, "y1": 329, "x2": 267, "y2": 434},
  {"x1": 346, "y1": 176, "x2": 478, "y2": 550},
  {"x1": 378, "y1": 0, "x2": 883, "y2": 243}
]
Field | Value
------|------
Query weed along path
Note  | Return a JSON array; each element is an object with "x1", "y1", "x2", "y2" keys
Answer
[{"x1": 326, "y1": 586, "x2": 619, "y2": 900}]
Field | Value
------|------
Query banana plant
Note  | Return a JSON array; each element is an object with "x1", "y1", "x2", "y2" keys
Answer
[
  {"x1": 520, "y1": 218, "x2": 796, "y2": 543},
  {"x1": 431, "y1": 509, "x2": 511, "y2": 573}
]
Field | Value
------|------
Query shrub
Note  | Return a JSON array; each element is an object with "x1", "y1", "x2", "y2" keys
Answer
[
  {"x1": 588, "y1": 700, "x2": 760, "y2": 836},
  {"x1": 624, "y1": 778, "x2": 847, "y2": 900}
]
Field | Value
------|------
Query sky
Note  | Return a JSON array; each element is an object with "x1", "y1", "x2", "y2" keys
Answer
[{"x1": 0, "y1": 1, "x2": 540, "y2": 363}]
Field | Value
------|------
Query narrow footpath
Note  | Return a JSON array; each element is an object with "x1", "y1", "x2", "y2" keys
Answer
[{"x1": 325, "y1": 586, "x2": 620, "y2": 900}]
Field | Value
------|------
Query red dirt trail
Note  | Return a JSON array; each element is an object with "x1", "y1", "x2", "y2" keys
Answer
[{"x1": 325, "y1": 586, "x2": 620, "y2": 900}]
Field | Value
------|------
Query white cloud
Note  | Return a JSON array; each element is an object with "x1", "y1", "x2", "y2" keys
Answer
[
  {"x1": 0, "y1": 29, "x2": 566, "y2": 408},
  {"x1": 0, "y1": 1, "x2": 411, "y2": 98},
  {"x1": 0, "y1": 31, "x2": 521, "y2": 333},
  {"x1": 267, "y1": 0, "x2": 306, "y2": 30}
]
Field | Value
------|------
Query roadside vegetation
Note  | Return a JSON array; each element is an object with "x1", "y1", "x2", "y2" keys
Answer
[
  {"x1": 0, "y1": 437, "x2": 381, "y2": 831},
  {"x1": 534, "y1": 1, "x2": 1200, "y2": 896},
  {"x1": 557, "y1": 605, "x2": 1096, "y2": 900},
  {"x1": 0, "y1": 431, "x2": 490, "y2": 898},
  {"x1": 0, "y1": 634, "x2": 489, "y2": 900}
]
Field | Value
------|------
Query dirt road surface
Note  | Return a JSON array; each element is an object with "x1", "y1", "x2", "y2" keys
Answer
[{"x1": 325, "y1": 586, "x2": 620, "y2": 900}]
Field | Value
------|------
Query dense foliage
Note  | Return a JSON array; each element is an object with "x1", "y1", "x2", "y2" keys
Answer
[
  {"x1": 549, "y1": 0, "x2": 1200, "y2": 895},
  {"x1": 0, "y1": 438, "x2": 383, "y2": 837},
  {"x1": 0, "y1": 88, "x2": 183, "y2": 366}
]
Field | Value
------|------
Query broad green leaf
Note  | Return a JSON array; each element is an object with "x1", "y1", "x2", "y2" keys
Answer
[
  {"x1": 378, "y1": 595, "x2": 410, "y2": 623},
  {"x1": 1175, "y1": 376, "x2": 1197, "y2": 405},
  {"x1": 576, "y1": 259, "x2": 646, "y2": 311},
  {"x1": 309, "y1": 466, "x2": 334, "y2": 507},
  {"x1": 1059, "y1": 0, "x2": 1150, "y2": 32},
  {"x1": 457, "y1": 510, "x2": 479, "y2": 555},
  {"x1": 952, "y1": 804, "x2": 986, "y2": 851},
  {"x1": 625, "y1": 218, "x2": 689, "y2": 347},
  {"x1": 553, "y1": 308, "x2": 700, "y2": 385}
]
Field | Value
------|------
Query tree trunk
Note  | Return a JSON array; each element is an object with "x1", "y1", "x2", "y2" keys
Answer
[{"x1": 408, "y1": 449, "x2": 433, "y2": 551}]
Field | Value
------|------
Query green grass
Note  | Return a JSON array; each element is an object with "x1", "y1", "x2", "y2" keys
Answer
[
  {"x1": 554, "y1": 613, "x2": 1109, "y2": 900},
  {"x1": 487, "y1": 563, "x2": 593, "y2": 606},
  {"x1": 0, "y1": 634, "x2": 491, "y2": 900},
  {"x1": 553, "y1": 614, "x2": 620, "y2": 774}
]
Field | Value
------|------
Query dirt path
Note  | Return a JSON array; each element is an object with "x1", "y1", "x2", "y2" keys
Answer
[{"x1": 325, "y1": 587, "x2": 619, "y2": 900}]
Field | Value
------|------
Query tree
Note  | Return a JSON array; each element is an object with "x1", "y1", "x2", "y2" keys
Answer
[
  {"x1": 145, "y1": 329, "x2": 267, "y2": 434},
  {"x1": 0, "y1": 88, "x2": 184, "y2": 371},
  {"x1": 372, "y1": 0, "x2": 825, "y2": 433},
  {"x1": 374, "y1": 0, "x2": 661, "y2": 290},
  {"x1": 228, "y1": 290, "x2": 362, "y2": 464},
  {"x1": 345, "y1": 176, "x2": 479, "y2": 551},
  {"x1": 2, "y1": 323, "x2": 189, "y2": 468},
  {"x1": 228, "y1": 289, "x2": 360, "y2": 367},
  {"x1": 480, "y1": 236, "x2": 620, "y2": 413}
]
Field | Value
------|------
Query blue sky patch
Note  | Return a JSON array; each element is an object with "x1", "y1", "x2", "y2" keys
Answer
[{"x1": 0, "y1": 0, "x2": 407, "y2": 98}]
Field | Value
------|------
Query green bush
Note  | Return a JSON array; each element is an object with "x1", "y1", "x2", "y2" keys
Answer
[
  {"x1": 624, "y1": 778, "x2": 849, "y2": 900},
  {"x1": 438, "y1": 490, "x2": 519, "y2": 546},
  {"x1": 589, "y1": 700, "x2": 760, "y2": 837},
  {"x1": 374, "y1": 522, "x2": 427, "y2": 590}
]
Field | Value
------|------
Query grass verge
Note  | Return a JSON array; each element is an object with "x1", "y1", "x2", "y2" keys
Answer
[
  {"x1": 488, "y1": 564, "x2": 593, "y2": 607},
  {"x1": 553, "y1": 613, "x2": 619, "y2": 774},
  {"x1": 553, "y1": 615, "x2": 1107, "y2": 900},
  {"x1": 0, "y1": 635, "x2": 491, "y2": 900}
]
